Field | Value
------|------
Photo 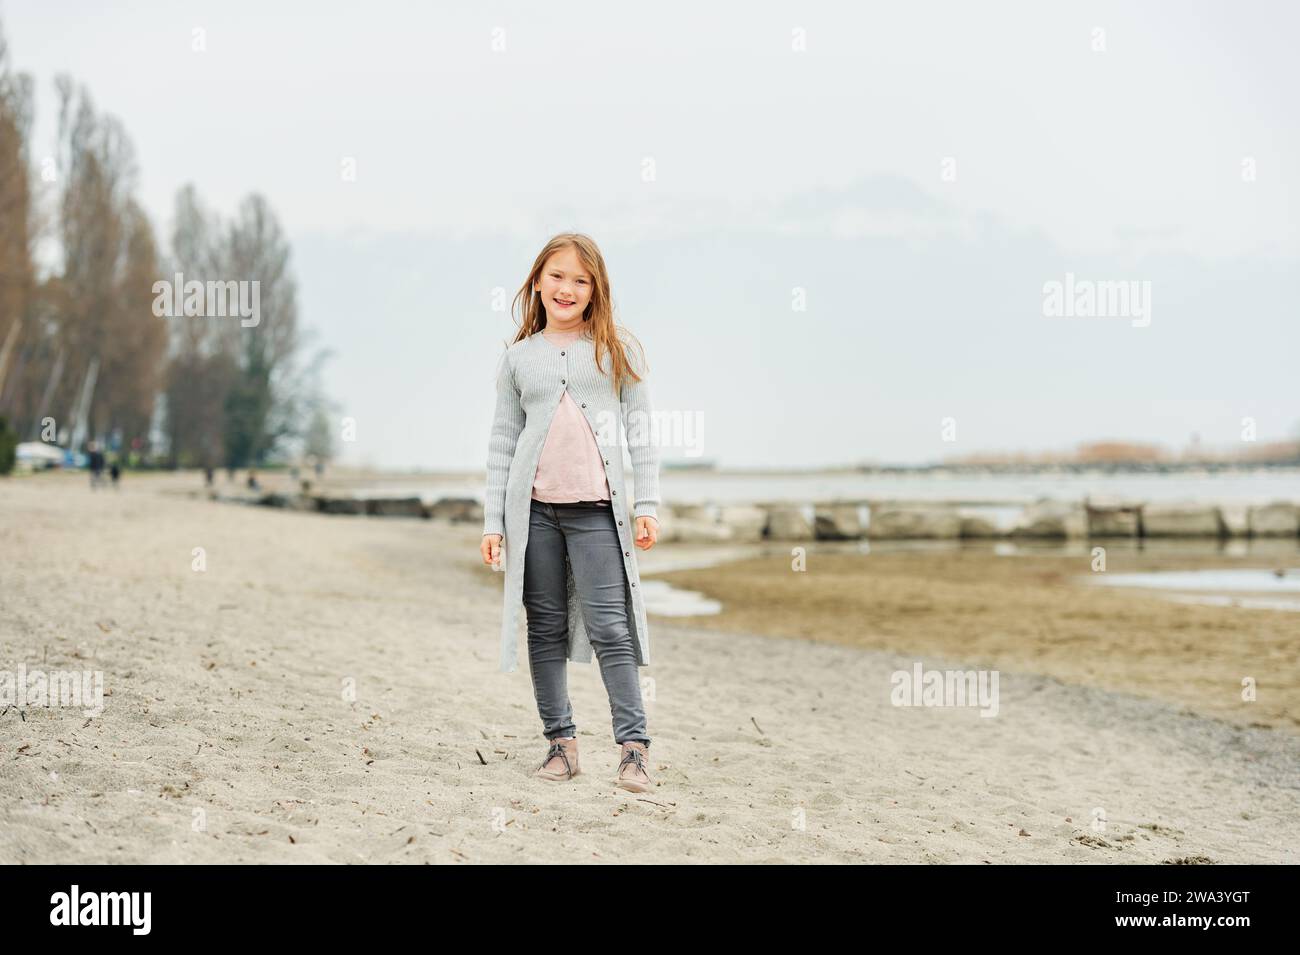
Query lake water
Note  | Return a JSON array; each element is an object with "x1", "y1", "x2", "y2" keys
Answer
[
  {"x1": 1082, "y1": 567, "x2": 1300, "y2": 612},
  {"x1": 1090, "y1": 569, "x2": 1300, "y2": 592},
  {"x1": 637, "y1": 579, "x2": 722, "y2": 616},
  {"x1": 354, "y1": 467, "x2": 1300, "y2": 509}
]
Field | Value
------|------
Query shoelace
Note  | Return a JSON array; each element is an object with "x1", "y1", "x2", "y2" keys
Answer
[
  {"x1": 618, "y1": 745, "x2": 648, "y2": 779},
  {"x1": 542, "y1": 740, "x2": 574, "y2": 777}
]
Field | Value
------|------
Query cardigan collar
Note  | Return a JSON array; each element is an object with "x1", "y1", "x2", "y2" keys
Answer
[{"x1": 533, "y1": 327, "x2": 594, "y2": 349}]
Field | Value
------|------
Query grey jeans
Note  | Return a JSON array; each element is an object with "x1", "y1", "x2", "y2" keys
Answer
[{"x1": 523, "y1": 497, "x2": 650, "y2": 749}]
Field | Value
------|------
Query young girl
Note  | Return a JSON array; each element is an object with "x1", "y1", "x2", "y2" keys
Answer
[{"x1": 480, "y1": 233, "x2": 661, "y2": 794}]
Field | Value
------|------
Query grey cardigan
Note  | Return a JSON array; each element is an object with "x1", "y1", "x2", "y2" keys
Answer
[{"x1": 483, "y1": 329, "x2": 660, "y2": 673}]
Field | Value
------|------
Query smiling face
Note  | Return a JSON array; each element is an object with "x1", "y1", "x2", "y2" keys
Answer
[{"x1": 533, "y1": 246, "x2": 593, "y2": 329}]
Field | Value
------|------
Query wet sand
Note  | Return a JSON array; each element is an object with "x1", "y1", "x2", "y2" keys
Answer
[
  {"x1": 652, "y1": 542, "x2": 1300, "y2": 735},
  {"x1": 1, "y1": 471, "x2": 1296, "y2": 864}
]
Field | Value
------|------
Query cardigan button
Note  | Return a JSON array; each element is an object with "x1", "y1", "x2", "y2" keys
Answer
[
  {"x1": 581, "y1": 402, "x2": 586, "y2": 408},
  {"x1": 560, "y1": 378, "x2": 565, "y2": 384},
  {"x1": 560, "y1": 351, "x2": 565, "y2": 356},
  {"x1": 625, "y1": 551, "x2": 630, "y2": 557},
  {"x1": 604, "y1": 459, "x2": 609, "y2": 465}
]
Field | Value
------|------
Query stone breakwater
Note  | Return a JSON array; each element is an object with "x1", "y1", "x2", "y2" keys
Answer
[{"x1": 213, "y1": 489, "x2": 1300, "y2": 543}]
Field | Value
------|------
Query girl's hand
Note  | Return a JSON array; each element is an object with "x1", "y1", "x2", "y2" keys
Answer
[
  {"x1": 634, "y1": 516, "x2": 658, "y2": 551},
  {"x1": 481, "y1": 534, "x2": 503, "y2": 566}
]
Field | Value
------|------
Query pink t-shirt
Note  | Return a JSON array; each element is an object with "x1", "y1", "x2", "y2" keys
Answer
[{"x1": 531, "y1": 328, "x2": 612, "y2": 504}]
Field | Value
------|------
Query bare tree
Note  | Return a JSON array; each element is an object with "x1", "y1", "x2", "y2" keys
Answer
[
  {"x1": 97, "y1": 198, "x2": 166, "y2": 446},
  {"x1": 30, "y1": 74, "x2": 163, "y2": 455},
  {"x1": 160, "y1": 183, "x2": 234, "y2": 466},
  {"x1": 0, "y1": 21, "x2": 35, "y2": 422},
  {"x1": 220, "y1": 193, "x2": 301, "y2": 468}
]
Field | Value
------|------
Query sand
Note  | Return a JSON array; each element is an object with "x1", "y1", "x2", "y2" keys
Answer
[{"x1": 1, "y1": 471, "x2": 1297, "y2": 864}]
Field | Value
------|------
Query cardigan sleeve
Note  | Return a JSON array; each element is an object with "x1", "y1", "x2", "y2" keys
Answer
[
  {"x1": 618, "y1": 347, "x2": 661, "y2": 522},
  {"x1": 483, "y1": 349, "x2": 524, "y2": 537}
]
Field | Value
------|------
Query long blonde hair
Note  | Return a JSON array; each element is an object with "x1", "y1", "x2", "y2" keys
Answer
[{"x1": 504, "y1": 233, "x2": 646, "y2": 396}]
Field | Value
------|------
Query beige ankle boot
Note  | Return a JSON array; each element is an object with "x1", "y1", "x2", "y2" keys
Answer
[
  {"x1": 535, "y1": 736, "x2": 580, "y2": 781},
  {"x1": 614, "y1": 741, "x2": 652, "y2": 793}
]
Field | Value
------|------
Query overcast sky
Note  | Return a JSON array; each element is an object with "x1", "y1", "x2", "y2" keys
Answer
[{"x1": 5, "y1": 0, "x2": 1297, "y2": 469}]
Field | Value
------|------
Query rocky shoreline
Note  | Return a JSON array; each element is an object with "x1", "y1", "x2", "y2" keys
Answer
[{"x1": 206, "y1": 488, "x2": 1300, "y2": 543}]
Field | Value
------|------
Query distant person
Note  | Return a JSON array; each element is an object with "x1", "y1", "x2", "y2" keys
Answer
[
  {"x1": 246, "y1": 470, "x2": 260, "y2": 492},
  {"x1": 204, "y1": 466, "x2": 215, "y2": 487},
  {"x1": 87, "y1": 442, "x2": 105, "y2": 489},
  {"x1": 109, "y1": 458, "x2": 121, "y2": 488},
  {"x1": 478, "y1": 233, "x2": 660, "y2": 794}
]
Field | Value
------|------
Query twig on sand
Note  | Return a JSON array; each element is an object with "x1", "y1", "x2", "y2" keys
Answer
[{"x1": 636, "y1": 797, "x2": 675, "y2": 810}]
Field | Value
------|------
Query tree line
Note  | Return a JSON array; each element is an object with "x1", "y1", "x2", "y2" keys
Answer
[{"x1": 0, "y1": 18, "x2": 334, "y2": 473}]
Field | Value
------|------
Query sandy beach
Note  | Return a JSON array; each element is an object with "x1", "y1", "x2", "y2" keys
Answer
[{"x1": 2, "y1": 471, "x2": 1297, "y2": 864}]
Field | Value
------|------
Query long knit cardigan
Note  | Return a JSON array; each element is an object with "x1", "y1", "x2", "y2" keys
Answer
[{"x1": 483, "y1": 330, "x2": 661, "y2": 673}]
